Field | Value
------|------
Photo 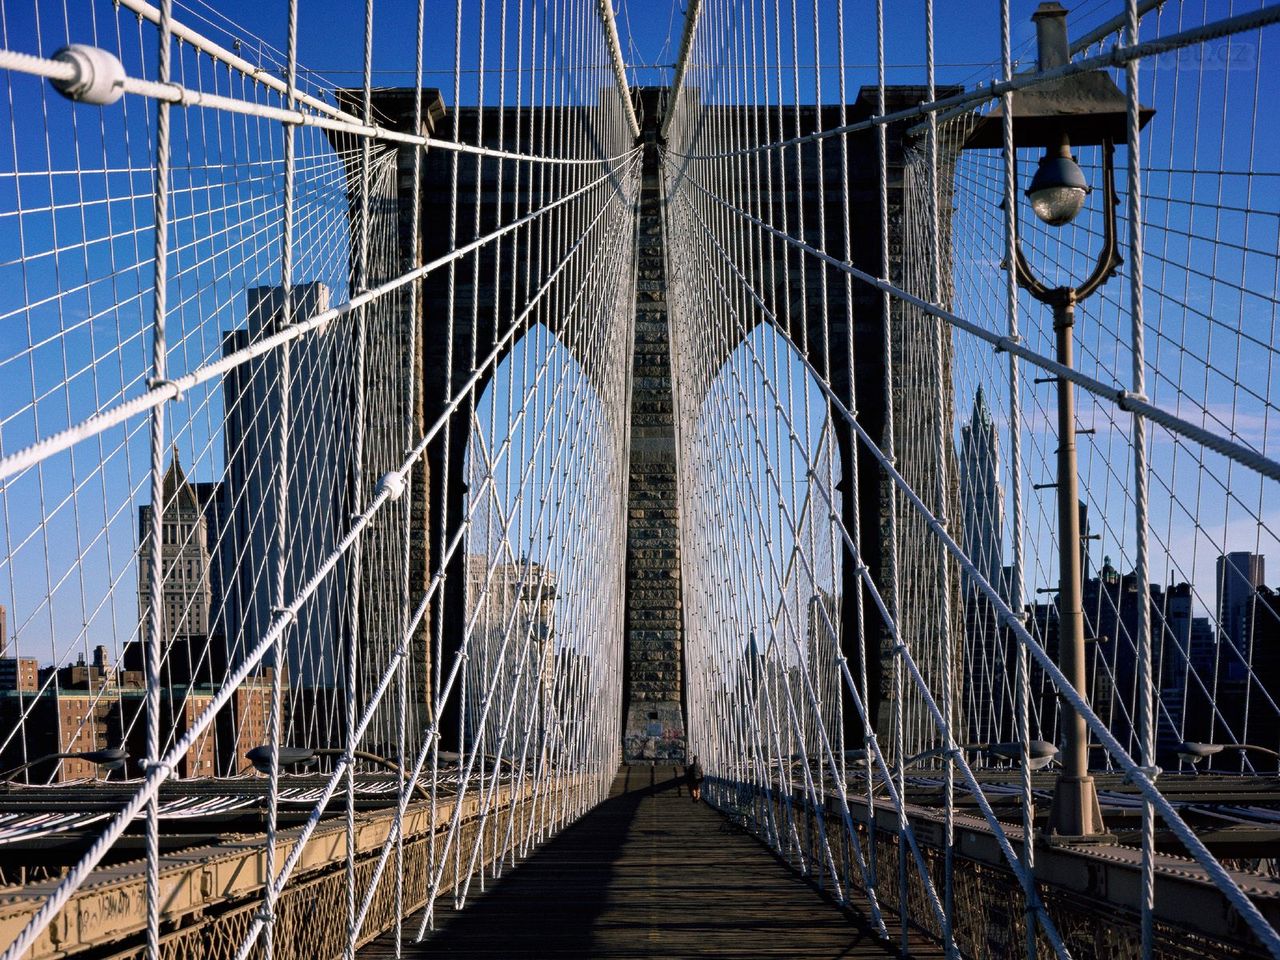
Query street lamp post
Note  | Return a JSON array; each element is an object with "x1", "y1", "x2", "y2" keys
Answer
[
  {"x1": 962, "y1": 2, "x2": 1152, "y2": 840},
  {"x1": 904, "y1": 740, "x2": 1060, "y2": 772},
  {"x1": 0, "y1": 746, "x2": 129, "y2": 784},
  {"x1": 245, "y1": 745, "x2": 433, "y2": 802},
  {"x1": 1176, "y1": 741, "x2": 1280, "y2": 767}
]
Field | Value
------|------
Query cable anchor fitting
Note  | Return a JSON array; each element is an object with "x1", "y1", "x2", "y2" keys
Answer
[
  {"x1": 271, "y1": 606, "x2": 298, "y2": 625},
  {"x1": 51, "y1": 45, "x2": 126, "y2": 106},
  {"x1": 377, "y1": 471, "x2": 407, "y2": 500}
]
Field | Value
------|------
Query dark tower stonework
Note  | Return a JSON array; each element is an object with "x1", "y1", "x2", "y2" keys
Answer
[
  {"x1": 622, "y1": 90, "x2": 686, "y2": 763},
  {"x1": 359, "y1": 85, "x2": 951, "y2": 766}
]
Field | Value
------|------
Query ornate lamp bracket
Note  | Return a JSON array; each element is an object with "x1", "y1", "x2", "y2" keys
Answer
[{"x1": 1011, "y1": 139, "x2": 1123, "y2": 314}]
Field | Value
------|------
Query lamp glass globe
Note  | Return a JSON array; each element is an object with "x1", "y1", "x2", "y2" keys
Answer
[
  {"x1": 1026, "y1": 150, "x2": 1089, "y2": 227},
  {"x1": 1030, "y1": 184, "x2": 1087, "y2": 226}
]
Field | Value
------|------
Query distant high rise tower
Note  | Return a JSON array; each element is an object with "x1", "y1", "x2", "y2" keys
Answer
[
  {"x1": 222, "y1": 283, "x2": 346, "y2": 692},
  {"x1": 959, "y1": 387, "x2": 1003, "y2": 597},
  {"x1": 137, "y1": 452, "x2": 216, "y2": 684},
  {"x1": 1217, "y1": 551, "x2": 1265, "y2": 659}
]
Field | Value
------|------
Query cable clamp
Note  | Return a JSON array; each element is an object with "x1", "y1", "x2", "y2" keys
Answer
[
  {"x1": 163, "y1": 81, "x2": 189, "y2": 107},
  {"x1": 50, "y1": 45, "x2": 125, "y2": 106},
  {"x1": 1115, "y1": 389, "x2": 1149, "y2": 410},
  {"x1": 271, "y1": 606, "x2": 298, "y2": 624},
  {"x1": 256, "y1": 909, "x2": 276, "y2": 926},
  {"x1": 377, "y1": 471, "x2": 407, "y2": 500},
  {"x1": 994, "y1": 335, "x2": 1024, "y2": 354},
  {"x1": 1125, "y1": 764, "x2": 1161, "y2": 783},
  {"x1": 140, "y1": 758, "x2": 173, "y2": 775},
  {"x1": 147, "y1": 377, "x2": 183, "y2": 402}
]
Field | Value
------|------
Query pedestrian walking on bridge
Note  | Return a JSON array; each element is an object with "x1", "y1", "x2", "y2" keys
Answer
[{"x1": 686, "y1": 755, "x2": 704, "y2": 802}]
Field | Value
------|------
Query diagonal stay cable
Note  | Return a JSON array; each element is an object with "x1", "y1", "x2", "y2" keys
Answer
[
  {"x1": 0, "y1": 151, "x2": 639, "y2": 485},
  {"x1": 675, "y1": 180, "x2": 1280, "y2": 958},
  {"x1": 677, "y1": 172, "x2": 1280, "y2": 484}
]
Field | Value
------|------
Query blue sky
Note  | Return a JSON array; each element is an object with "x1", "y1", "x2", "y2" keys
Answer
[{"x1": 0, "y1": 0, "x2": 1275, "y2": 670}]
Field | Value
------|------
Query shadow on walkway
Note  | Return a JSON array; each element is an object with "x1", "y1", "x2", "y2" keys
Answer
[{"x1": 369, "y1": 765, "x2": 932, "y2": 958}]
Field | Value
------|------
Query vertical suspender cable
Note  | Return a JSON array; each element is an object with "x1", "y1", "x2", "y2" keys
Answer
[
  {"x1": 262, "y1": 2, "x2": 301, "y2": 958},
  {"x1": 833, "y1": 0, "x2": 877, "y2": 911},
  {"x1": 142, "y1": 3, "x2": 176, "y2": 958},
  {"x1": 873, "y1": 0, "x2": 910, "y2": 950},
  {"x1": 997, "y1": 0, "x2": 1036, "y2": 955},
  {"x1": 394, "y1": 0, "x2": 428, "y2": 952},
  {"x1": 922, "y1": 1, "x2": 957, "y2": 950},
  {"x1": 1124, "y1": 1, "x2": 1155, "y2": 956},
  {"x1": 346, "y1": 1, "x2": 377, "y2": 955},
  {"x1": 428, "y1": 0, "x2": 467, "y2": 922}
]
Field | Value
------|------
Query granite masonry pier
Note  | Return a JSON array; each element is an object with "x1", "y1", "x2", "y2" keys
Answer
[{"x1": 622, "y1": 91, "x2": 686, "y2": 763}]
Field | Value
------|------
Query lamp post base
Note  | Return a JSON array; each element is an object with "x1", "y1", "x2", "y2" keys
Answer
[{"x1": 1046, "y1": 774, "x2": 1110, "y2": 840}]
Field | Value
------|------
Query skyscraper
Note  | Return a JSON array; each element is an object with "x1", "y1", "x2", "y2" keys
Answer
[
  {"x1": 463, "y1": 555, "x2": 557, "y2": 757},
  {"x1": 221, "y1": 283, "x2": 346, "y2": 698},
  {"x1": 1216, "y1": 552, "x2": 1265, "y2": 666},
  {"x1": 959, "y1": 386, "x2": 1003, "y2": 597},
  {"x1": 136, "y1": 452, "x2": 219, "y2": 685}
]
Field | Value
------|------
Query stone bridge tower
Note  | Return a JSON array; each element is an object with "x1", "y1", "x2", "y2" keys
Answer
[
  {"x1": 622, "y1": 89, "x2": 686, "y2": 763},
  {"x1": 362, "y1": 84, "x2": 955, "y2": 766}
]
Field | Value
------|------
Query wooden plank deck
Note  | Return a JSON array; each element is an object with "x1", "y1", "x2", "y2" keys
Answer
[{"x1": 362, "y1": 765, "x2": 943, "y2": 958}]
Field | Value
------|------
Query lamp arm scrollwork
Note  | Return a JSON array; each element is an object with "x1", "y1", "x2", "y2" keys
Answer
[{"x1": 1011, "y1": 139, "x2": 1123, "y2": 307}]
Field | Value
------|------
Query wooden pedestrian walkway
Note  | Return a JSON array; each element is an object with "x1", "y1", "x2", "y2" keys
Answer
[{"x1": 364, "y1": 765, "x2": 942, "y2": 958}]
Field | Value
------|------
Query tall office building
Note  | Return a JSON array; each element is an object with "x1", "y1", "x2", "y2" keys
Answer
[
  {"x1": 221, "y1": 283, "x2": 346, "y2": 701},
  {"x1": 1217, "y1": 552, "x2": 1265, "y2": 664},
  {"x1": 136, "y1": 453, "x2": 219, "y2": 685},
  {"x1": 958, "y1": 388, "x2": 1009, "y2": 744},
  {"x1": 803, "y1": 591, "x2": 842, "y2": 754},
  {"x1": 463, "y1": 556, "x2": 557, "y2": 757},
  {"x1": 959, "y1": 387, "x2": 1003, "y2": 598}
]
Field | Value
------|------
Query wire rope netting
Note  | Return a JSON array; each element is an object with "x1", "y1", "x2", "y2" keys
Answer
[
  {"x1": 2, "y1": 0, "x2": 1280, "y2": 958},
  {"x1": 0, "y1": 0, "x2": 637, "y2": 956},
  {"x1": 663, "y1": 0, "x2": 1280, "y2": 956}
]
